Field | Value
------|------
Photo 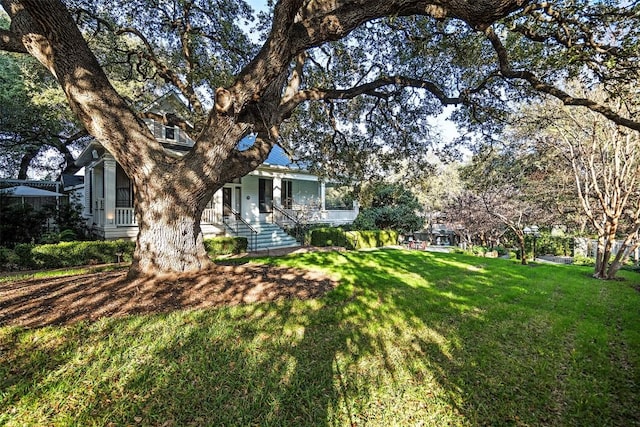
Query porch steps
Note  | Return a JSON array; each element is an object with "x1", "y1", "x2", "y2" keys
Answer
[{"x1": 228, "y1": 221, "x2": 300, "y2": 251}]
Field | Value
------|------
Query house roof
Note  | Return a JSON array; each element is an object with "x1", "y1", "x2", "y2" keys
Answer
[
  {"x1": 0, "y1": 185, "x2": 63, "y2": 197},
  {"x1": 238, "y1": 136, "x2": 306, "y2": 170},
  {"x1": 61, "y1": 174, "x2": 84, "y2": 189},
  {"x1": 74, "y1": 92, "x2": 308, "y2": 173}
]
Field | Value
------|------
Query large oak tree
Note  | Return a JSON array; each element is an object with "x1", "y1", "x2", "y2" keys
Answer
[{"x1": 1, "y1": 0, "x2": 638, "y2": 277}]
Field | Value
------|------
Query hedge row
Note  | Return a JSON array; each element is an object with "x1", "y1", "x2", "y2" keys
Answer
[
  {"x1": 7, "y1": 240, "x2": 136, "y2": 269},
  {"x1": 309, "y1": 227, "x2": 398, "y2": 250},
  {"x1": 0, "y1": 236, "x2": 248, "y2": 271}
]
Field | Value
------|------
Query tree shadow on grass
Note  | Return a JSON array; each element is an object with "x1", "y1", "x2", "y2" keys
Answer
[{"x1": 1, "y1": 249, "x2": 639, "y2": 425}]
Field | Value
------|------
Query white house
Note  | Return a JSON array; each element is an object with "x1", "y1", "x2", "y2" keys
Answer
[{"x1": 74, "y1": 93, "x2": 358, "y2": 250}]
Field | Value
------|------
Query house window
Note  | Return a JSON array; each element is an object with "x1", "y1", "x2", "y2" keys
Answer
[
  {"x1": 165, "y1": 126, "x2": 176, "y2": 140},
  {"x1": 259, "y1": 178, "x2": 273, "y2": 213},
  {"x1": 116, "y1": 164, "x2": 134, "y2": 208},
  {"x1": 282, "y1": 179, "x2": 293, "y2": 209}
]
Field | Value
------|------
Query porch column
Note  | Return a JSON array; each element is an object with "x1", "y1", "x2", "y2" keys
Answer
[
  {"x1": 84, "y1": 166, "x2": 91, "y2": 217},
  {"x1": 103, "y1": 155, "x2": 117, "y2": 230},
  {"x1": 320, "y1": 181, "x2": 326, "y2": 211}
]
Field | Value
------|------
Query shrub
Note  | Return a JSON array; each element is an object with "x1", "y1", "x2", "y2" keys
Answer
[
  {"x1": 353, "y1": 183, "x2": 424, "y2": 233},
  {"x1": 535, "y1": 234, "x2": 574, "y2": 256},
  {"x1": 204, "y1": 236, "x2": 247, "y2": 256},
  {"x1": 309, "y1": 227, "x2": 399, "y2": 250},
  {"x1": 30, "y1": 240, "x2": 136, "y2": 269},
  {"x1": 573, "y1": 255, "x2": 595, "y2": 267},
  {"x1": 0, "y1": 247, "x2": 19, "y2": 269},
  {"x1": 2, "y1": 237, "x2": 250, "y2": 271},
  {"x1": 309, "y1": 227, "x2": 354, "y2": 249},
  {"x1": 13, "y1": 243, "x2": 36, "y2": 268}
]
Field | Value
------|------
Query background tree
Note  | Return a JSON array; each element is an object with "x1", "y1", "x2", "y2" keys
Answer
[
  {"x1": 0, "y1": 50, "x2": 87, "y2": 179},
  {"x1": 353, "y1": 182, "x2": 423, "y2": 233},
  {"x1": 444, "y1": 189, "x2": 504, "y2": 250},
  {"x1": 1, "y1": 0, "x2": 639, "y2": 278},
  {"x1": 460, "y1": 143, "x2": 554, "y2": 264},
  {"x1": 516, "y1": 89, "x2": 640, "y2": 279}
]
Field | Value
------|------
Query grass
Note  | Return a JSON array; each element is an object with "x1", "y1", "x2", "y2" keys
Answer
[{"x1": 1, "y1": 249, "x2": 639, "y2": 426}]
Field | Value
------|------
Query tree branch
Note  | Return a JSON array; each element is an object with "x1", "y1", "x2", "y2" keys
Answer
[
  {"x1": 277, "y1": 74, "x2": 483, "y2": 121},
  {"x1": 0, "y1": 28, "x2": 27, "y2": 52},
  {"x1": 484, "y1": 26, "x2": 640, "y2": 132}
]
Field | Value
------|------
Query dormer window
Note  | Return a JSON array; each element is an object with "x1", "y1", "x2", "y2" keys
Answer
[{"x1": 165, "y1": 126, "x2": 176, "y2": 140}]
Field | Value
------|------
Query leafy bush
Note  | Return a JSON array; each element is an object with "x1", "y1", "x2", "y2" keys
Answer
[
  {"x1": 309, "y1": 227, "x2": 398, "y2": 250},
  {"x1": 573, "y1": 255, "x2": 595, "y2": 267},
  {"x1": 1, "y1": 237, "x2": 249, "y2": 271},
  {"x1": 0, "y1": 193, "x2": 87, "y2": 247},
  {"x1": 204, "y1": 236, "x2": 247, "y2": 256},
  {"x1": 29, "y1": 240, "x2": 136, "y2": 269},
  {"x1": 347, "y1": 230, "x2": 399, "y2": 249},
  {"x1": 13, "y1": 243, "x2": 36, "y2": 268},
  {"x1": 0, "y1": 247, "x2": 19, "y2": 269},
  {"x1": 309, "y1": 227, "x2": 354, "y2": 249},
  {"x1": 535, "y1": 234, "x2": 574, "y2": 256},
  {"x1": 353, "y1": 183, "x2": 424, "y2": 233},
  {"x1": 0, "y1": 198, "x2": 48, "y2": 247}
]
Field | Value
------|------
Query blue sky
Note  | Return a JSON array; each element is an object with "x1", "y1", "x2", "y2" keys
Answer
[{"x1": 247, "y1": 0, "x2": 268, "y2": 13}]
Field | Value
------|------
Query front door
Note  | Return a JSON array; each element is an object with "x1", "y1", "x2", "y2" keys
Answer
[
  {"x1": 223, "y1": 186, "x2": 242, "y2": 219},
  {"x1": 223, "y1": 187, "x2": 232, "y2": 217},
  {"x1": 259, "y1": 178, "x2": 273, "y2": 222}
]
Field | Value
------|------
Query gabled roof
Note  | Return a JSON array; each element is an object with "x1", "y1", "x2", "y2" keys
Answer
[
  {"x1": 142, "y1": 90, "x2": 193, "y2": 119},
  {"x1": 237, "y1": 136, "x2": 307, "y2": 170}
]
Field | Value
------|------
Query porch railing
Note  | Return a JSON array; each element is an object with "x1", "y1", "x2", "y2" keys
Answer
[
  {"x1": 222, "y1": 208, "x2": 258, "y2": 251},
  {"x1": 114, "y1": 207, "x2": 220, "y2": 226},
  {"x1": 273, "y1": 204, "x2": 303, "y2": 242},
  {"x1": 116, "y1": 207, "x2": 137, "y2": 226}
]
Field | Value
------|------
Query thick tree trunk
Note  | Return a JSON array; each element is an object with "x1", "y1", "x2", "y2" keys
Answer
[{"x1": 128, "y1": 186, "x2": 214, "y2": 278}]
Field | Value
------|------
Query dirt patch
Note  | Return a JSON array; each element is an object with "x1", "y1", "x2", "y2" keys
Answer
[{"x1": 0, "y1": 263, "x2": 338, "y2": 328}]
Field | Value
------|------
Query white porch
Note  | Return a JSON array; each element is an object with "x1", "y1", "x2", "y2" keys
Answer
[{"x1": 82, "y1": 155, "x2": 358, "y2": 241}]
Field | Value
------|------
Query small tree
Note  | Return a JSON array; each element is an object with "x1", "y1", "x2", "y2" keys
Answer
[
  {"x1": 459, "y1": 145, "x2": 552, "y2": 264},
  {"x1": 353, "y1": 182, "x2": 423, "y2": 233},
  {"x1": 529, "y1": 95, "x2": 640, "y2": 279}
]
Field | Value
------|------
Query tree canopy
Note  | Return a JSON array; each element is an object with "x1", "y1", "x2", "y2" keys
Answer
[
  {"x1": 353, "y1": 182, "x2": 424, "y2": 233},
  {"x1": 1, "y1": 0, "x2": 639, "y2": 277}
]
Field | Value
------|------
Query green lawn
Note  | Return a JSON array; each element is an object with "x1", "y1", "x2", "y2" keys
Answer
[{"x1": 1, "y1": 249, "x2": 639, "y2": 426}]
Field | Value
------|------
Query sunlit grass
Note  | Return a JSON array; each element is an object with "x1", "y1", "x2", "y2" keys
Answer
[{"x1": 1, "y1": 249, "x2": 639, "y2": 425}]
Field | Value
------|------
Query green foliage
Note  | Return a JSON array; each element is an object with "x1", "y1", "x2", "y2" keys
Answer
[
  {"x1": 12, "y1": 243, "x2": 36, "y2": 268},
  {"x1": 309, "y1": 227, "x2": 354, "y2": 249},
  {"x1": 0, "y1": 195, "x2": 47, "y2": 247},
  {"x1": 0, "y1": 237, "x2": 250, "y2": 270},
  {"x1": 0, "y1": 246, "x2": 19, "y2": 267},
  {"x1": 0, "y1": 51, "x2": 80, "y2": 178},
  {"x1": 10, "y1": 240, "x2": 135, "y2": 269},
  {"x1": 308, "y1": 227, "x2": 398, "y2": 250},
  {"x1": 353, "y1": 183, "x2": 424, "y2": 233},
  {"x1": 347, "y1": 229, "x2": 399, "y2": 249},
  {"x1": 0, "y1": 194, "x2": 87, "y2": 247},
  {"x1": 535, "y1": 234, "x2": 574, "y2": 257},
  {"x1": 204, "y1": 237, "x2": 247, "y2": 256},
  {"x1": 573, "y1": 255, "x2": 595, "y2": 267}
]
